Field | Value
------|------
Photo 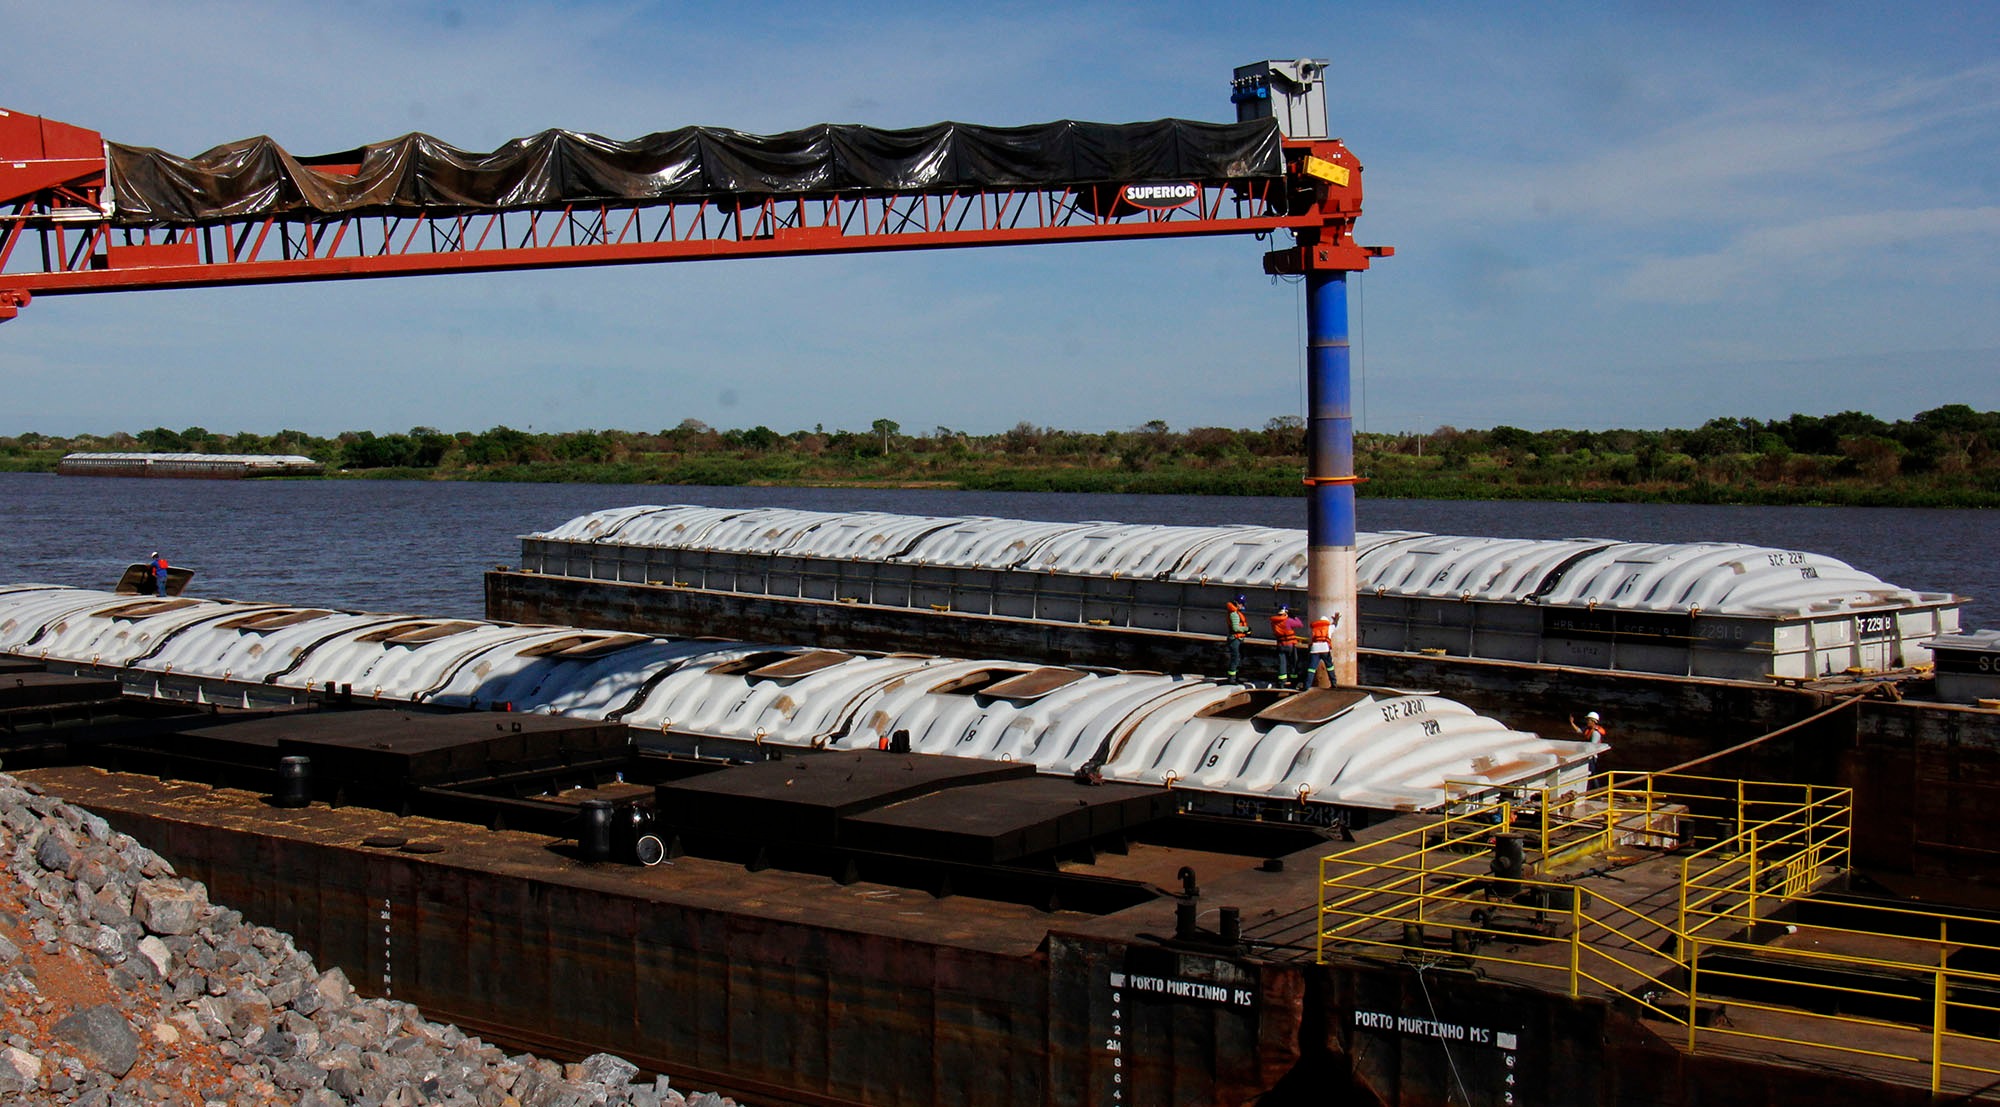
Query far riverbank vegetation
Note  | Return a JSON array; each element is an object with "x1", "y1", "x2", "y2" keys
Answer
[{"x1": 3, "y1": 406, "x2": 1998, "y2": 507}]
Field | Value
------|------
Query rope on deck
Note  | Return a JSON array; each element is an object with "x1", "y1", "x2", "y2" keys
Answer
[{"x1": 1656, "y1": 694, "x2": 1865, "y2": 776}]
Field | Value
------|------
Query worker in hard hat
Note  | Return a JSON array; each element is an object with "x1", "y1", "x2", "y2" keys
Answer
[
  {"x1": 1223, "y1": 593, "x2": 1250, "y2": 681},
  {"x1": 149, "y1": 551, "x2": 170, "y2": 597},
  {"x1": 1307, "y1": 610, "x2": 1337, "y2": 688},
  {"x1": 1269, "y1": 604, "x2": 1305, "y2": 688},
  {"x1": 1570, "y1": 711, "x2": 1607, "y2": 742}
]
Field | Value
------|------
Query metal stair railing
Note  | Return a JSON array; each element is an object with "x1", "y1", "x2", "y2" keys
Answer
[{"x1": 1318, "y1": 769, "x2": 2000, "y2": 1093}]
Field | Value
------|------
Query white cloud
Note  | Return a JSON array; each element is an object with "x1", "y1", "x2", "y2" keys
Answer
[
  {"x1": 1399, "y1": 60, "x2": 1998, "y2": 228},
  {"x1": 1619, "y1": 206, "x2": 2000, "y2": 303}
]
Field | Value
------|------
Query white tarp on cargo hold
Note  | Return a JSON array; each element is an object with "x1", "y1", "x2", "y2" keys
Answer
[
  {"x1": 0, "y1": 585, "x2": 1601, "y2": 812},
  {"x1": 526, "y1": 506, "x2": 1954, "y2": 618}
]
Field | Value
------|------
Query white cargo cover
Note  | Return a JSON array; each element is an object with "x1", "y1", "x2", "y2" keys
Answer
[
  {"x1": 521, "y1": 507, "x2": 1963, "y2": 678},
  {"x1": 0, "y1": 586, "x2": 1599, "y2": 813},
  {"x1": 527, "y1": 505, "x2": 1949, "y2": 618},
  {"x1": 901, "y1": 516, "x2": 1084, "y2": 568}
]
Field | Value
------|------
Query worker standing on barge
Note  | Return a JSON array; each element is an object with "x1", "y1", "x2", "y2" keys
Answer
[
  {"x1": 150, "y1": 552, "x2": 169, "y2": 597},
  {"x1": 1223, "y1": 594, "x2": 1250, "y2": 681},
  {"x1": 1270, "y1": 605, "x2": 1305, "y2": 688},
  {"x1": 1308, "y1": 612, "x2": 1337, "y2": 688}
]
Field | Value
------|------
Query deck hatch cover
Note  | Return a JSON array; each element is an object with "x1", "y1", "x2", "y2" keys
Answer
[
  {"x1": 215, "y1": 609, "x2": 335, "y2": 632},
  {"x1": 356, "y1": 621, "x2": 484, "y2": 645},
  {"x1": 516, "y1": 632, "x2": 654, "y2": 660},
  {"x1": 95, "y1": 598, "x2": 202, "y2": 620},
  {"x1": 746, "y1": 650, "x2": 853, "y2": 679},
  {"x1": 978, "y1": 667, "x2": 1086, "y2": 701},
  {"x1": 1252, "y1": 688, "x2": 1370, "y2": 725}
]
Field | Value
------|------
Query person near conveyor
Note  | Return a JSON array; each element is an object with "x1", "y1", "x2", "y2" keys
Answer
[
  {"x1": 1570, "y1": 710, "x2": 1607, "y2": 742},
  {"x1": 149, "y1": 552, "x2": 170, "y2": 597},
  {"x1": 1307, "y1": 610, "x2": 1337, "y2": 687},
  {"x1": 1270, "y1": 604, "x2": 1305, "y2": 688},
  {"x1": 1223, "y1": 593, "x2": 1250, "y2": 681}
]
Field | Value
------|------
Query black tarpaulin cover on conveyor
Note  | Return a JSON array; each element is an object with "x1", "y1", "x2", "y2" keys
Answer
[{"x1": 106, "y1": 118, "x2": 1284, "y2": 225}]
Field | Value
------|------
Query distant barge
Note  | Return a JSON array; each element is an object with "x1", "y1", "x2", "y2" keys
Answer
[{"x1": 56, "y1": 451, "x2": 323, "y2": 478}]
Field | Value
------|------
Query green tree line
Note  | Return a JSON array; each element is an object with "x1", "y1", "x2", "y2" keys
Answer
[{"x1": 2, "y1": 405, "x2": 1997, "y2": 506}]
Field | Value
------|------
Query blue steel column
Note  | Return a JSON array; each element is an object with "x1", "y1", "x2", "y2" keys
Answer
[{"x1": 1306, "y1": 269, "x2": 1358, "y2": 685}]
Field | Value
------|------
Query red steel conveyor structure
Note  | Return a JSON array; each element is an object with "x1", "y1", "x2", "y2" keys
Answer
[
  {"x1": 0, "y1": 96, "x2": 1390, "y2": 682},
  {"x1": 0, "y1": 107, "x2": 1385, "y2": 322}
]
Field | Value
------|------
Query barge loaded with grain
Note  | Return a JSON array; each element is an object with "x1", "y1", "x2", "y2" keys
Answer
[
  {"x1": 495, "y1": 505, "x2": 1963, "y2": 682},
  {"x1": 0, "y1": 583, "x2": 1600, "y2": 822}
]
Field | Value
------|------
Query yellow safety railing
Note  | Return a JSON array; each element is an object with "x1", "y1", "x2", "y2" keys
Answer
[{"x1": 1323, "y1": 770, "x2": 2000, "y2": 1095}]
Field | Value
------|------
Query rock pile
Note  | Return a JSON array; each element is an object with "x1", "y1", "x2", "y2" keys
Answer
[{"x1": 0, "y1": 771, "x2": 741, "y2": 1107}]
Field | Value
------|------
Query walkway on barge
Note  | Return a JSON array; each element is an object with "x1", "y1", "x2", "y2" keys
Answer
[{"x1": 1288, "y1": 770, "x2": 2000, "y2": 1099}]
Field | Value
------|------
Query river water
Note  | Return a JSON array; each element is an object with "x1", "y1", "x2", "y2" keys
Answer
[{"x1": 0, "y1": 472, "x2": 1991, "y2": 629}]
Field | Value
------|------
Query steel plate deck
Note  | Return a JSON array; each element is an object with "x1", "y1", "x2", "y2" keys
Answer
[
  {"x1": 839, "y1": 776, "x2": 1176, "y2": 865},
  {"x1": 0, "y1": 671, "x2": 124, "y2": 709},
  {"x1": 654, "y1": 750, "x2": 1040, "y2": 847},
  {"x1": 168, "y1": 710, "x2": 630, "y2": 784}
]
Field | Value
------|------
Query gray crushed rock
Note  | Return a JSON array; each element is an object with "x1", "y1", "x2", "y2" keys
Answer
[{"x1": 0, "y1": 770, "x2": 737, "y2": 1106}]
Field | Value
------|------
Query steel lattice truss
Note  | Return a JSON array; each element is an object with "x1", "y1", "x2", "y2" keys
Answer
[
  {"x1": 0, "y1": 108, "x2": 1383, "y2": 321},
  {"x1": 5, "y1": 181, "x2": 1315, "y2": 293}
]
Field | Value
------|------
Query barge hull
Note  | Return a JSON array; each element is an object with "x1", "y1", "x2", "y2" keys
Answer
[{"x1": 19, "y1": 766, "x2": 1960, "y2": 1107}]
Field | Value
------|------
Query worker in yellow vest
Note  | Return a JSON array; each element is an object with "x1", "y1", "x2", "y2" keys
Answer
[
  {"x1": 1308, "y1": 611, "x2": 1337, "y2": 688},
  {"x1": 1223, "y1": 593, "x2": 1250, "y2": 680}
]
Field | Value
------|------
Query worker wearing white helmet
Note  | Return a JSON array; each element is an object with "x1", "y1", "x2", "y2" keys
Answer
[{"x1": 1570, "y1": 710, "x2": 1607, "y2": 742}]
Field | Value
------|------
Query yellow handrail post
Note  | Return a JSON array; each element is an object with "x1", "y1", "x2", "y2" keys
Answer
[
  {"x1": 1569, "y1": 887, "x2": 1584, "y2": 998},
  {"x1": 1316, "y1": 856, "x2": 1326, "y2": 965},
  {"x1": 1416, "y1": 824, "x2": 1431, "y2": 926},
  {"x1": 1541, "y1": 783, "x2": 1552, "y2": 856},
  {"x1": 1677, "y1": 860, "x2": 1689, "y2": 949},
  {"x1": 1747, "y1": 823, "x2": 1760, "y2": 928},
  {"x1": 1735, "y1": 777, "x2": 1746, "y2": 847},
  {"x1": 1687, "y1": 939, "x2": 1701, "y2": 1053},
  {"x1": 1933, "y1": 916, "x2": 1947, "y2": 1095},
  {"x1": 1808, "y1": 783, "x2": 1822, "y2": 866}
]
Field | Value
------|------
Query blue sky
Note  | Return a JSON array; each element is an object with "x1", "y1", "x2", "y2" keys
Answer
[{"x1": 2, "y1": 1, "x2": 1995, "y2": 437}]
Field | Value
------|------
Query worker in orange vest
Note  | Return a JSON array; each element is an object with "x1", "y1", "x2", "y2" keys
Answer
[
  {"x1": 1223, "y1": 593, "x2": 1250, "y2": 680},
  {"x1": 1307, "y1": 611, "x2": 1338, "y2": 688},
  {"x1": 1570, "y1": 711, "x2": 1607, "y2": 742},
  {"x1": 1270, "y1": 604, "x2": 1305, "y2": 688}
]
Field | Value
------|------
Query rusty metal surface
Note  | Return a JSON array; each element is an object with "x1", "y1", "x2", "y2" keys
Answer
[
  {"x1": 839, "y1": 777, "x2": 1175, "y2": 865},
  {"x1": 654, "y1": 750, "x2": 1040, "y2": 848},
  {"x1": 0, "y1": 670, "x2": 123, "y2": 709}
]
